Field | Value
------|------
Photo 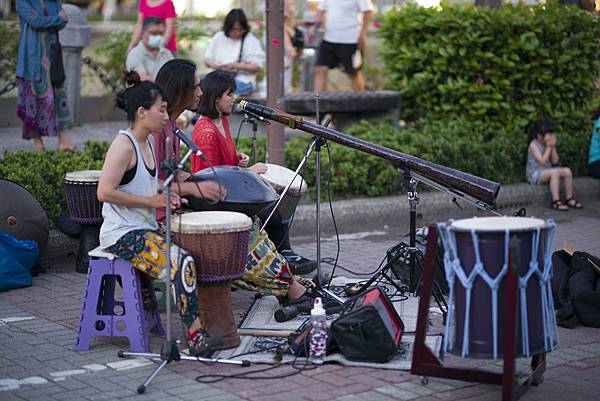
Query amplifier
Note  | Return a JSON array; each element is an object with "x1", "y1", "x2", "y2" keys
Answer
[{"x1": 331, "y1": 287, "x2": 404, "y2": 363}]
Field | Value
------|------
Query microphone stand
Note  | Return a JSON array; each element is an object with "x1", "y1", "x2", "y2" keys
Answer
[
  {"x1": 118, "y1": 137, "x2": 249, "y2": 395},
  {"x1": 258, "y1": 94, "x2": 344, "y2": 305}
]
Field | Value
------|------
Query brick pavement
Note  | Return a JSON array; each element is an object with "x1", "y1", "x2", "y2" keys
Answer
[{"x1": 1, "y1": 201, "x2": 600, "y2": 400}]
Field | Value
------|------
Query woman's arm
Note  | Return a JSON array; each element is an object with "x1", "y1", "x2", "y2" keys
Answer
[
  {"x1": 225, "y1": 61, "x2": 262, "y2": 73},
  {"x1": 97, "y1": 136, "x2": 167, "y2": 209},
  {"x1": 550, "y1": 147, "x2": 559, "y2": 166},
  {"x1": 163, "y1": 17, "x2": 175, "y2": 48},
  {"x1": 127, "y1": 12, "x2": 144, "y2": 54},
  {"x1": 191, "y1": 125, "x2": 222, "y2": 173},
  {"x1": 529, "y1": 141, "x2": 553, "y2": 166},
  {"x1": 16, "y1": 0, "x2": 66, "y2": 30}
]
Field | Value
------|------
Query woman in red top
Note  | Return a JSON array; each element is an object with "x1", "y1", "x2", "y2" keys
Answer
[
  {"x1": 192, "y1": 71, "x2": 317, "y2": 277},
  {"x1": 127, "y1": 0, "x2": 177, "y2": 56},
  {"x1": 191, "y1": 71, "x2": 266, "y2": 174}
]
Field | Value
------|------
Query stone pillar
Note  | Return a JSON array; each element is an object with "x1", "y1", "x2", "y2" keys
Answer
[
  {"x1": 265, "y1": 0, "x2": 285, "y2": 165},
  {"x1": 59, "y1": 4, "x2": 91, "y2": 125}
]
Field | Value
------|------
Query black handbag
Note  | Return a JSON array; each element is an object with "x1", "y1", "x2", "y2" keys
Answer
[{"x1": 50, "y1": 33, "x2": 66, "y2": 87}]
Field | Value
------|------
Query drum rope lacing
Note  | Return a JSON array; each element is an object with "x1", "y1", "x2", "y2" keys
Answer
[{"x1": 438, "y1": 219, "x2": 558, "y2": 359}]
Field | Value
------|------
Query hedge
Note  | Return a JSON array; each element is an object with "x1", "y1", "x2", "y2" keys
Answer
[
  {"x1": 379, "y1": 2, "x2": 600, "y2": 127},
  {"x1": 0, "y1": 142, "x2": 107, "y2": 220},
  {"x1": 1, "y1": 116, "x2": 589, "y2": 219}
]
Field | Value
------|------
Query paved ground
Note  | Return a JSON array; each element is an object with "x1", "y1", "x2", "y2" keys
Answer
[{"x1": 1, "y1": 198, "x2": 600, "y2": 401}]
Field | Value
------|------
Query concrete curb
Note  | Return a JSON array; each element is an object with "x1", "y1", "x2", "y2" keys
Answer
[
  {"x1": 289, "y1": 176, "x2": 600, "y2": 236},
  {"x1": 42, "y1": 177, "x2": 600, "y2": 265}
]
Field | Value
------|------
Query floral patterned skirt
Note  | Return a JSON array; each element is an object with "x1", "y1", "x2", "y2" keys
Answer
[{"x1": 17, "y1": 31, "x2": 71, "y2": 139}]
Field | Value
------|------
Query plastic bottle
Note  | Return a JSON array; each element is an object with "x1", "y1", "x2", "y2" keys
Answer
[{"x1": 309, "y1": 297, "x2": 327, "y2": 364}]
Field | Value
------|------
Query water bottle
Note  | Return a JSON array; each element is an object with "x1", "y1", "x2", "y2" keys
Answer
[{"x1": 309, "y1": 297, "x2": 327, "y2": 364}]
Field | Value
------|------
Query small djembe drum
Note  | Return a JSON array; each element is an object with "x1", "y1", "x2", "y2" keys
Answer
[
  {"x1": 172, "y1": 211, "x2": 252, "y2": 349},
  {"x1": 438, "y1": 216, "x2": 558, "y2": 359},
  {"x1": 259, "y1": 163, "x2": 308, "y2": 225},
  {"x1": 64, "y1": 170, "x2": 103, "y2": 273}
]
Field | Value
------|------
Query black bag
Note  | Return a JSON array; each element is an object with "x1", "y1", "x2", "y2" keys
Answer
[
  {"x1": 50, "y1": 33, "x2": 66, "y2": 87},
  {"x1": 331, "y1": 287, "x2": 404, "y2": 363},
  {"x1": 387, "y1": 227, "x2": 449, "y2": 294},
  {"x1": 553, "y1": 250, "x2": 600, "y2": 328},
  {"x1": 291, "y1": 27, "x2": 304, "y2": 53}
]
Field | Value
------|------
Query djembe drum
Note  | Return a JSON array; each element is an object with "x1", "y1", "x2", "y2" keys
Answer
[
  {"x1": 259, "y1": 163, "x2": 308, "y2": 225},
  {"x1": 172, "y1": 211, "x2": 252, "y2": 349},
  {"x1": 64, "y1": 170, "x2": 103, "y2": 273},
  {"x1": 438, "y1": 216, "x2": 558, "y2": 359}
]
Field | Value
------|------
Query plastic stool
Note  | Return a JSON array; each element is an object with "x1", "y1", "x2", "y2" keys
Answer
[{"x1": 75, "y1": 248, "x2": 165, "y2": 352}]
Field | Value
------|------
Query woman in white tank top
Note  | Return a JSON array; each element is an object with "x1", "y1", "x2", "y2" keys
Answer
[{"x1": 97, "y1": 71, "x2": 219, "y2": 356}]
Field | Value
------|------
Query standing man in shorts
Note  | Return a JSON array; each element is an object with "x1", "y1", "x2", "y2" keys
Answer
[{"x1": 313, "y1": 0, "x2": 372, "y2": 92}]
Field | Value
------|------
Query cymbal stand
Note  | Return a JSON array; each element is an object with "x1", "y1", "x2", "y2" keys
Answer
[{"x1": 118, "y1": 138, "x2": 249, "y2": 395}]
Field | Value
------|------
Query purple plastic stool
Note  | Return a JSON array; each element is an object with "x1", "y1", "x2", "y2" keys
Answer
[{"x1": 75, "y1": 248, "x2": 165, "y2": 352}]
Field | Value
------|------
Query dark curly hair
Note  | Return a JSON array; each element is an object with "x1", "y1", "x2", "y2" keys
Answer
[{"x1": 115, "y1": 70, "x2": 167, "y2": 123}]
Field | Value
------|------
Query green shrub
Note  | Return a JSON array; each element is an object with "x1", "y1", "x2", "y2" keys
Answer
[
  {"x1": 240, "y1": 116, "x2": 590, "y2": 200},
  {"x1": 0, "y1": 142, "x2": 109, "y2": 219},
  {"x1": 379, "y1": 2, "x2": 600, "y2": 127},
  {"x1": 0, "y1": 20, "x2": 19, "y2": 86}
]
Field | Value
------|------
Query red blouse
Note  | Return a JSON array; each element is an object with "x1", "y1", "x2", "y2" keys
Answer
[{"x1": 191, "y1": 116, "x2": 239, "y2": 173}]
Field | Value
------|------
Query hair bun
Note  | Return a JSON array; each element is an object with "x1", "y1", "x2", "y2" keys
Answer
[{"x1": 122, "y1": 69, "x2": 142, "y2": 88}]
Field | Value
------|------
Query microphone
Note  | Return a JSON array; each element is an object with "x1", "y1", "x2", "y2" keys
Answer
[
  {"x1": 232, "y1": 102, "x2": 270, "y2": 124},
  {"x1": 172, "y1": 127, "x2": 206, "y2": 161},
  {"x1": 237, "y1": 100, "x2": 304, "y2": 129}
]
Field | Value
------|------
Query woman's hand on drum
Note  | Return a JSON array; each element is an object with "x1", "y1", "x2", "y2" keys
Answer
[
  {"x1": 237, "y1": 153, "x2": 250, "y2": 168},
  {"x1": 147, "y1": 192, "x2": 188, "y2": 210},
  {"x1": 191, "y1": 181, "x2": 227, "y2": 202},
  {"x1": 249, "y1": 163, "x2": 267, "y2": 174}
]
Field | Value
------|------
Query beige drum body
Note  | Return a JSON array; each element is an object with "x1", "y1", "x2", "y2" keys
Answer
[
  {"x1": 439, "y1": 216, "x2": 558, "y2": 359},
  {"x1": 64, "y1": 170, "x2": 103, "y2": 224},
  {"x1": 260, "y1": 163, "x2": 308, "y2": 224},
  {"x1": 172, "y1": 211, "x2": 252, "y2": 349}
]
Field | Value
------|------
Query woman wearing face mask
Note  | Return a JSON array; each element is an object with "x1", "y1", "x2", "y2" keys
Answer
[
  {"x1": 127, "y1": 0, "x2": 177, "y2": 56},
  {"x1": 204, "y1": 8, "x2": 265, "y2": 95},
  {"x1": 97, "y1": 70, "x2": 221, "y2": 356}
]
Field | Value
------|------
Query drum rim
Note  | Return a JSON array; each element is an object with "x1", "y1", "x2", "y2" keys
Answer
[
  {"x1": 260, "y1": 163, "x2": 308, "y2": 194},
  {"x1": 449, "y1": 216, "x2": 547, "y2": 232},
  {"x1": 64, "y1": 170, "x2": 102, "y2": 183},
  {"x1": 172, "y1": 211, "x2": 253, "y2": 234}
]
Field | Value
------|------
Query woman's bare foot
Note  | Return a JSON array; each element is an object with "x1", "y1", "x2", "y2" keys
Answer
[
  {"x1": 32, "y1": 135, "x2": 45, "y2": 151},
  {"x1": 58, "y1": 131, "x2": 76, "y2": 152}
]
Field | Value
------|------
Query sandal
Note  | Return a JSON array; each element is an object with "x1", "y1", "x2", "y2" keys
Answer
[
  {"x1": 551, "y1": 199, "x2": 569, "y2": 211},
  {"x1": 565, "y1": 197, "x2": 583, "y2": 209},
  {"x1": 187, "y1": 328, "x2": 223, "y2": 356}
]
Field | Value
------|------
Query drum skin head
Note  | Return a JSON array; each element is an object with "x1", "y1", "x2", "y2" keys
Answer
[
  {"x1": 186, "y1": 166, "x2": 278, "y2": 217},
  {"x1": 172, "y1": 211, "x2": 252, "y2": 234},
  {"x1": 260, "y1": 163, "x2": 308, "y2": 194},
  {"x1": 0, "y1": 179, "x2": 49, "y2": 255},
  {"x1": 451, "y1": 216, "x2": 545, "y2": 232},
  {"x1": 64, "y1": 170, "x2": 101, "y2": 183}
]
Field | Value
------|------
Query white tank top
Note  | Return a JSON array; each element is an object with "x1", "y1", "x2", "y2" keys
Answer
[{"x1": 100, "y1": 130, "x2": 158, "y2": 249}]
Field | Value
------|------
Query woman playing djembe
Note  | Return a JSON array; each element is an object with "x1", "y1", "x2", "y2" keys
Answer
[{"x1": 97, "y1": 71, "x2": 220, "y2": 356}]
